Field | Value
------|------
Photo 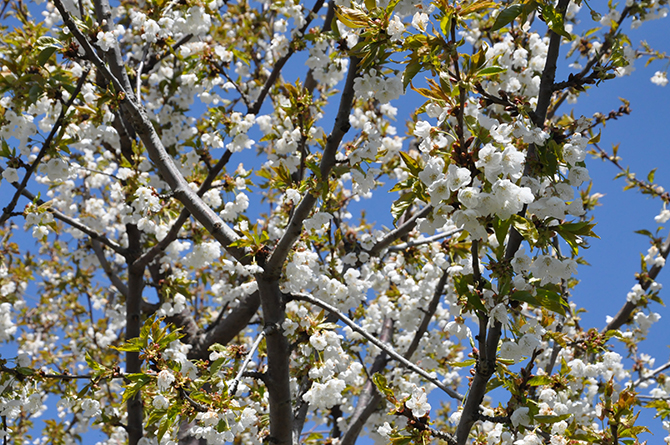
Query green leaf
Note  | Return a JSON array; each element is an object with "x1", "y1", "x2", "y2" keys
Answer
[
  {"x1": 85, "y1": 353, "x2": 103, "y2": 371},
  {"x1": 398, "y1": 151, "x2": 421, "y2": 176},
  {"x1": 113, "y1": 337, "x2": 144, "y2": 352},
  {"x1": 491, "y1": 5, "x2": 523, "y2": 31},
  {"x1": 510, "y1": 214, "x2": 539, "y2": 245},
  {"x1": 389, "y1": 436, "x2": 413, "y2": 445},
  {"x1": 648, "y1": 168, "x2": 657, "y2": 184},
  {"x1": 541, "y1": 3, "x2": 573, "y2": 40},
  {"x1": 121, "y1": 374, "x2": 152, "y2": 404},
  {"x1": 534, "y1": 413, "x2": 572, "y2": 423},
  {"x1": 535, "y1": 288, "x2": 567, "y2": 316},
  {"x1": 440, "y1": 13, "x2": 452, "y2": 37},
  {"x1": 37, "y1": 46, "x2": 58, "y2": 66},
  {"x1": 15, "y1": 367, "x2": 35, "y2": 376},
  {"x1": 476, "y1": 66, "x2": 506, "y2": 77},
  {"x1": 335, "y1": 6, "x2": 370, "y2": 28},
  {"x1": 364, "y1": 0, "x2": 376, "y2": 11},
  {"x1": 372, "y1": 373, "x2": 396, "y2": 400},
  {"x1": 28, "y1": 85, "x2": 42, "y2": 104},
  {"x1": 209, "y1": 357, "x2": 227, "y2": 377},
  {"x1": 555, "y1": 220, "x2": 598, "y2": 255},
  {"x1": 527, "y1": 375, "x2": 553, "y2": 386},
  {"x1": 447, "y1": 358, "x2": 476, "y2": 368},
  {"x1": 466, "y1": 289, "x2": 487, "y2": 313},
  {"x1": 402, "y1": 60, "x2": 422, "y2": 92},
  {"x1": 391, "y1": 192, "x2": 416, "y2": 225},
  {"x1": 510, "y1": 290, "x2": 539, "y2": 306}
]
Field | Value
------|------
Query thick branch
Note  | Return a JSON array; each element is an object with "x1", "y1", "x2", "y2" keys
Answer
[
  {"x1": 93, "y1": 0, "x2": 135, "y2": 100},
  {"x1": 53, "y1": 0, "x2": 249, "y2": 263},
  {"x1": 263, "y1": 56, "x2": 361, "y2": 278},
  {"x1": 257, "y1": 279, "x2": 292, "y2": 445},
  {"x1": 131, "y1": 150, "x2": 233, "y2": 271},
  {"x1": 188, "y1": 290, "x2": 261, "y2": 360},
  {"x1": 126, "y1": 242, "x2": 145, "y2": 445}
]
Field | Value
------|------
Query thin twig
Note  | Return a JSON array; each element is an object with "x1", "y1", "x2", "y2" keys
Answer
[
  {"x1": 290, "y1": 293, "x2": 463, "y2": 401},
  {"x1": 368, "y1": 205, "x2": 434, "y2": 258},
  {"x1": 136, "y1": 44, "x2": 149, "y2": 103},
  {"x1": 632, "y1": 360, "x2": 670, "y2": 388},
  {"x1": 228, "y1": 330, "x2": 265, "y2": 397},
  {"x1": 387, "y1": 228, "x2": 462, "y2": 252},
  {"x1": 0, "y1": 167, "x2": 125, "y2": 255},
  {"x1": 603, "y1": 232, "x2": 670, "y2": 332},
  {"x1": 91, "y1": 240, "x2": 129, "y2": 297},
  {"x1": 247, "y1": 0, "x2": 325, "y2": 114},
  {"x1": 0, "y1": 68, "x2": 90, "y2": 225}
]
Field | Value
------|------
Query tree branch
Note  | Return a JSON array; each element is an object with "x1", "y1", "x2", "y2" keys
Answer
[
  {"x1": 387, "y1": 228, "x2": 462, "y2": 253},
  {"x1": 91, "y1": 240, "x2": 129, "y2": 297},
  {"x1": 52, "y1": 0, "x2": 250, "y2": 264},
  {"x1": 0, "y1": 68, "x2": 90, "y2": 225},
  {"x1": 291, "y1": 292, "x2": 463, "y2": 401},
  {"x1": 188, "y1": 290, "x2": 261, "y2": 360},
  {"x1": 247, "y1": 0, "x2": 326, "y2": 115},
  {"x1": 456, "y1": 2, "x2": 570, "y2": 443},
  {"x1": 125, "y1": 231, "x2": 145, "y2": 445},
  {"x1": 228, "y1": 329, "x2": 265, "y2": 397},
  {"x1": 367, "y1": 205, "x2": 434, "y2": 258},
  {"x1": 257, "y1": 279, "x2": 292, "y2": 445},
  {"x1": 131, "y1": 150, "x2": 233, "y2": 271},
  {"x1": 340, "y1": 317, "x2": 394, "y2": 445},
  {"x1": 603, "y1": 232, "x2": 670, "y2": 332},
  {"x1": 263, "y1": 56, "x2": 361, "y2": 279}
]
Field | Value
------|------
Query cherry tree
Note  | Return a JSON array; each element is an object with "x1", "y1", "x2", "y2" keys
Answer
[{"x1": 0, "y1": 0, "x2": 669, "y2": 444}]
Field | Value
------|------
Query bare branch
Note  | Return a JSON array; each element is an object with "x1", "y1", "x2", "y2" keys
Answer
[
  {"x1": 91, "y1": 240, "x2": 129, "y2": 297},
  {"x1": 387, "y1": 228, "x2": 462, "y2": 253},
  {"x1": 632, "y1": 360, "x2": 670, "y2": 388},
  {"x1": 188, "y1": 291, "x2": 261, "y2": 360}
]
